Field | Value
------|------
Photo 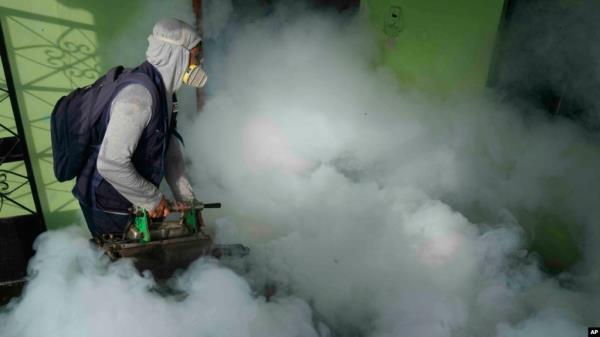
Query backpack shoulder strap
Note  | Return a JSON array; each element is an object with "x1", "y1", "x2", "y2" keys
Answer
[
  {"x1": 119, "y1": 72, "x2": 162, "y2": 116},
  {"x1": 105, "y1": 65, "x2": 125, "y2": 82},
  {"x1": 90, "y1": 69, "x2": 161, "y2": 139}
]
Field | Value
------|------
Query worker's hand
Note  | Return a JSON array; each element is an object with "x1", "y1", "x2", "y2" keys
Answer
[
  {"x1": 171, "y1": 200, "x2": 188, "y2": 212},
  {"x1": 148, "y1": 196, "x2": 170, "y2": 219}
]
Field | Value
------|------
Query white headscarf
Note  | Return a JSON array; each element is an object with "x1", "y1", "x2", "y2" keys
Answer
[{"x1": 146, "y1": 18, "x2": 202, "y2": 94}]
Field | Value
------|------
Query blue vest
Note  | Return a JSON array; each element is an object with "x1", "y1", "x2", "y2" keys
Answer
[{"x1": 73, "y1": 62, "x2": 170, "y2": 213}]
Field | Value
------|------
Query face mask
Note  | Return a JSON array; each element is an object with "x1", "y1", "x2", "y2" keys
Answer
[{"x1": 182, "y1": 64, "x2": 207, "y2": 88}]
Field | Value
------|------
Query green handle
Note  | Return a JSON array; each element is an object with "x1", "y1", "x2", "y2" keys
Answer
[
  {"x1": 185, "y1": 207, "x2": 197, "y2": 232},
  {"x1": 134, "y1": 208, "x2": 151, "y2": 243}
]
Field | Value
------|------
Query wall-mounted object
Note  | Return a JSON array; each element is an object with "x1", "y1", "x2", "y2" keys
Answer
[{"x1": 384, "y1": 5, "x2": 404, "y2": 37}]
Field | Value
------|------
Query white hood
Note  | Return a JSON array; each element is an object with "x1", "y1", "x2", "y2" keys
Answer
[{"x1": 145, "y1": 18, "x2": 202, "y2": 95}]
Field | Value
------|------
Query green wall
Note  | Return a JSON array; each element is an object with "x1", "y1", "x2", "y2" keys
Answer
[
  {"x1": 361, "y1": 0, "x2": 505, "y2": 92},
  {"x1": 0, "y1": 0, "x2": 194, "y2": 229}
]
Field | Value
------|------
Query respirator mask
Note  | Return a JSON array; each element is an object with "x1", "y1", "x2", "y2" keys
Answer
[{"x1": 182, "y1": 64, "x2": 207, "y2": 88}]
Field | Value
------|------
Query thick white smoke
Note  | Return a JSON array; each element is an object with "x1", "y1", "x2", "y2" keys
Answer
[
  {"x1": 2, "y1": 1, "x2": 600, "y2": 337},
  {"x1": 0, "y1": 227, "x2": 323, "y2": 337},
  {"x1": 184, "y1": 1, "x2": 600, "y2": 336}
]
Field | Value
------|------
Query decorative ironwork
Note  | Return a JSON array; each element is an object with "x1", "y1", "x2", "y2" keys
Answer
[
  {"x1": 0, "y1": 169, "x2": 35, "y2": 214},
  {"x1": 0, "y1": 19, "x2": 44, "y2": 218}
]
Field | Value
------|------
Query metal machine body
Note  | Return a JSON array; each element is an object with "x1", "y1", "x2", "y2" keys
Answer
[{"x1": 94, "y1": 202, "x2": 249, "y2": 279}]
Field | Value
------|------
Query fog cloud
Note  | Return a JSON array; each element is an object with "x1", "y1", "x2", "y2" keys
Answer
[{"x1": 2, "y1": 1, "x2": 599, "y2": 337}]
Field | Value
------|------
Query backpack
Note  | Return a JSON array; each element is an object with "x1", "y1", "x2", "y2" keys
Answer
[{"x1": 50, "y1": 66, "x2": 156, "y2": 182}]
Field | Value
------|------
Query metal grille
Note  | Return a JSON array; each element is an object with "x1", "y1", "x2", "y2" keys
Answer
[
  {"x1": 0, "y1": 20, "x2": 44, "y2": 217},
  {"x1": 0, "y1": 19, "x2": 46, "y2": 291}
]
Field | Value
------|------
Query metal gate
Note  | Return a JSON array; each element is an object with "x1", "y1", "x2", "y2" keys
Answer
[{"x1": 0, "y1": 19, "x2": 46, "y2": 303}]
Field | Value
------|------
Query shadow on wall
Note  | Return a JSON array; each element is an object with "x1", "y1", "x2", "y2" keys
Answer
[
  {"x1": 58, "y1": 0, "x2": 168, "y2": 69},
  {"x1": 0, "y1": 1, "x2": 188, "y2": 229}
]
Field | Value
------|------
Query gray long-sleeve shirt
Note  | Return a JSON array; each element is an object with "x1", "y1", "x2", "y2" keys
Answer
[{"x1": 96, "y1": 83, "x2": 194, "y2": 210}]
